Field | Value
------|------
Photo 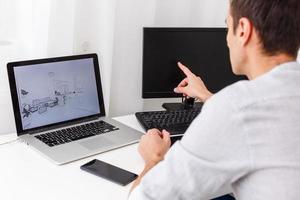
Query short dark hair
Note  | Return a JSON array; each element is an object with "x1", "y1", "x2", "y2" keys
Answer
[{"x1": 230, "y1": 0, "x2": 300, "y2": 57}]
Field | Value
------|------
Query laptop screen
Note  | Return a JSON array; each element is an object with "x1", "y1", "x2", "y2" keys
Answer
[{"x1": 12, "y1": 56, "x2": 102, "y2": 131}]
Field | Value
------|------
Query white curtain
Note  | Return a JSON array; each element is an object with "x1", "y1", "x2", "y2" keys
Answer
[
  {"x1": 0, "y1": 0, "x2": 230, "y2": 134},
  {"x1": 0, "y1": 0, "x2": 116, "y2": 134},
  {"x1": 0, "y1": 0, "x2": 77, "y2": 90},
  {"x1": 0, "y1": 0, "x2": 77, "y2": 134}
]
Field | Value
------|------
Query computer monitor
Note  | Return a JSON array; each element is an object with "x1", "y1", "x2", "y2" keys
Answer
[{"x1": 142, "y1": 27, "x2": 247, "y2": 109}]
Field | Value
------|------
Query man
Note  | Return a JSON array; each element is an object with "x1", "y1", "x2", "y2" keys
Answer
[{"x1": 129, "y1": 0, "x2": 300, "y2": 199}]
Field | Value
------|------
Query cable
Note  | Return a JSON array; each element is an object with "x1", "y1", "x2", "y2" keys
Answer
[{"x1": 0, "y1": 138, "x2": 20, "y2": 146}]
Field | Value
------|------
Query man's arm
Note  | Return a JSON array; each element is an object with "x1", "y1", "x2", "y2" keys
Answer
[
  {"x1": 130, "y1": 160, "x2": 158, "y2": 193},
  {"x1": 128, "y1": 93, "x2": 250, "y2": 199},
  {"x1": 129, "y1": 63, "x2": 213, "y2": 196},
  {"x1": 130, "y1": 129, "x2": 171, "y2": 193},
  {"x1": 128, "y1": 63, "x2": 250, "y2": 199}
]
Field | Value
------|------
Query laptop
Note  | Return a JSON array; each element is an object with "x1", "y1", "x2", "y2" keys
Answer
[{"x1": 7, "y1": 54, "x2": 143, "y2": 165}]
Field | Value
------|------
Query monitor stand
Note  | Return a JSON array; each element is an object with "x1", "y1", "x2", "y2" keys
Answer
[{"x1": 162, "y1": 97, "x2": 203, "y2": 111}]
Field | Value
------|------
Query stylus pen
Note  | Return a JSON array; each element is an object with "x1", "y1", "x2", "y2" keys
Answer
[
  {"x1": 155, "y1": 132, "x2": 183, "y2": 138},
  {"x1": 170, "y1": 134, "x2": 184, "y2": 138}
]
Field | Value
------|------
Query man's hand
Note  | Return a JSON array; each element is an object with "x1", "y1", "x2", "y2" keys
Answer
[
  {"x1": 174, "y1": 62, "x2": 213, "y2": 102},
  {"x1": 130, "y1": 129, "x2": 171, "y2": 194},
  {"x1": 138, "y1": 129, "x2": 171, "y2": 165}
]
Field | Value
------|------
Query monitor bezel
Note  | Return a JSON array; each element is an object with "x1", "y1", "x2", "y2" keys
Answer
[
  {"x1": 142, "y1": 27, "x2": 230, "y2": 99},
  {"x1": 7, "y1": 53, "x2": 106, "y2": 136}
]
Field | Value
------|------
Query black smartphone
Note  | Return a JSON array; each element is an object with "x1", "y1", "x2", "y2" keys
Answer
[{"x1": 80, "y1": 159, "x2": 138, "y2": 186}]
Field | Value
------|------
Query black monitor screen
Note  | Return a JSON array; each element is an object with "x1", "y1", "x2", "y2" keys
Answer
[{"x1": 142, "y1": 27, "x2": 246, "y2": 98}]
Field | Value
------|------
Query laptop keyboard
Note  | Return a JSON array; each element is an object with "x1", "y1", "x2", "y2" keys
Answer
[{"x1": 35, "y1": 121, "x2": 119, "y2": 147}]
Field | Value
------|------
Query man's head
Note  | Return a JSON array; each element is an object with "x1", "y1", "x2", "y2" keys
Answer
[{"x1": 226, "y1": 0, "x2": 300, "y2": 76}]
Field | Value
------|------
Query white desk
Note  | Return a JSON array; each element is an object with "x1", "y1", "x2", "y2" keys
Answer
[
  {"x1": 0, "y1": 115, "x2": 144, "y2": 200},
  {"x1": 0, "y1": 114, "x2": 228, "y2": 200}
]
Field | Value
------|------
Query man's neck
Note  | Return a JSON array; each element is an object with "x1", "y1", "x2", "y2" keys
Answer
[{"x1": 246, "y1": 53, "x2": 296, "y2": 80}]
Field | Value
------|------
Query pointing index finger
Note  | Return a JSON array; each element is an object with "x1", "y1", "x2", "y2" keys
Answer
[{"x1": 178, "y1": 62, "x2": 194, "y2": 78}]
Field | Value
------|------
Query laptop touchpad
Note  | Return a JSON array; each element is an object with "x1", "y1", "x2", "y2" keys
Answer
[{"x1": 80, "y1": 137, "x2": 115, "y2": 150}]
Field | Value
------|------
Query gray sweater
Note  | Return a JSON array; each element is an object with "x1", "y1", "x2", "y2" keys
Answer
[{"x1": 129, "y1": 61, "x2": 300, "y2": 200}]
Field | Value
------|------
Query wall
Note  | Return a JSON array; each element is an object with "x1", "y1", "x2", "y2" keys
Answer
[
  {"x1": 73, "y1": 0, "x2": 117, "y2": 115},
  {"x1": 109, "y1": 0, "x2": 229, "y2": 117},
  {"x1": 109, "y1": 0, "x2": 157, "y2": 117},
  {"x1": 47, "y1": 0, "x2": 75, "y2": 57}
]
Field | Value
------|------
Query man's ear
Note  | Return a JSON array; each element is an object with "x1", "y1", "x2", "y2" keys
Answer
[{"x1": 237, "y1": 17, "x2": 253, "y2": 46}]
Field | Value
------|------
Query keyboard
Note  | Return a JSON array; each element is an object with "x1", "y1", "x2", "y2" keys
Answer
[
  {"x1": 35, "y1": 121, "x2": 119, "y2": 147},
  {"x1": 135, "y1": 107, "x2": 202, "y2": 136}
]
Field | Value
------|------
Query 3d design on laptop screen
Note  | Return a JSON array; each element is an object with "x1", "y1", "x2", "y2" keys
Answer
[{"x1": 13, "y1": 58, "x2": 100, "y2": 130}]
